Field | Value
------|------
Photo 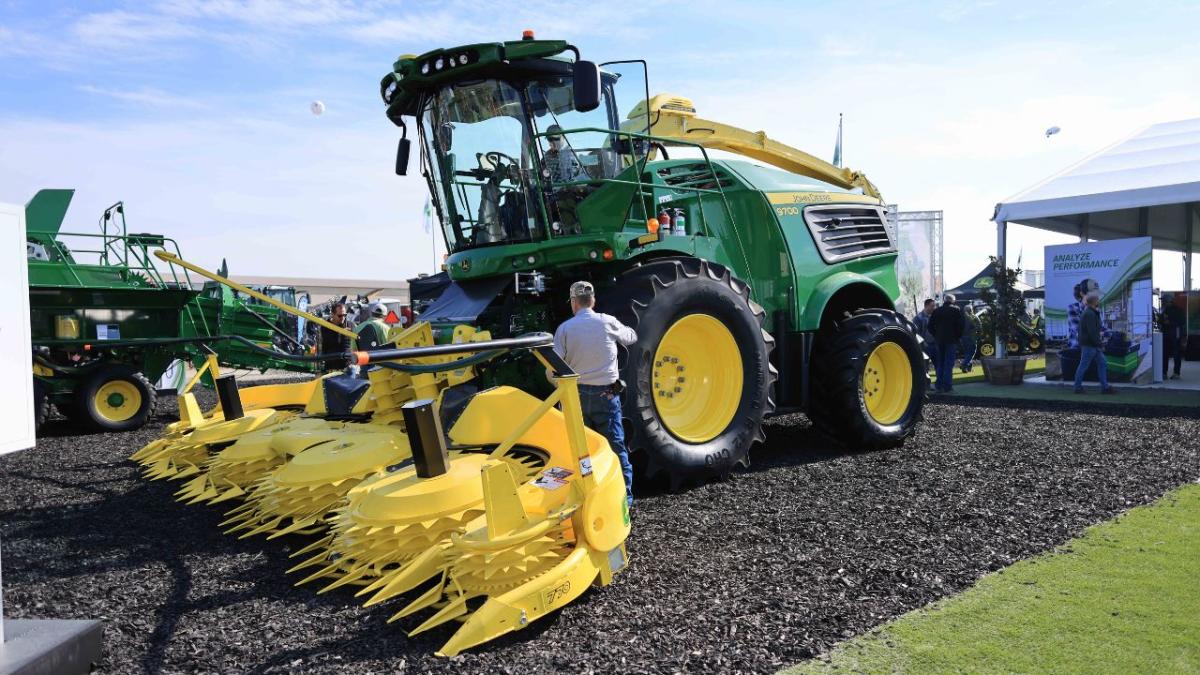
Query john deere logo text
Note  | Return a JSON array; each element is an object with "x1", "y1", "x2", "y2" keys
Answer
[{"x1": 973, "y1": 277, "x2": 994, "y2": 289}]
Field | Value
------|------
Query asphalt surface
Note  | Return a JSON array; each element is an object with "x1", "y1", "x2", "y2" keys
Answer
[{"x1": 2, "y1": 394, "x2": 1198, "y2": 674}]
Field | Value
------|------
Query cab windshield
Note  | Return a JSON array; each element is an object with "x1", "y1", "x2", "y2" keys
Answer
[
  {"x1": 422, "y1": 79, "x2": 539, "y2": 252},
  {"x1": 421, "y1": 66, "x2": 641, "y2": 252}
]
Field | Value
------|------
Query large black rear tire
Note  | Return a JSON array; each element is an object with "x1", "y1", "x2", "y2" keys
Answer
[
  {"x1": 808, "y1": 308, "x2": 927, "y2": 449},
  {"x1": 601, "y1": 258, "x2": 775, "y2": 488}
]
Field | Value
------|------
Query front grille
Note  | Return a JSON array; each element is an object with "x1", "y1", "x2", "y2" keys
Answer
[{"x1": 802, "y1": 204, "x2": 895, "y2": 263}]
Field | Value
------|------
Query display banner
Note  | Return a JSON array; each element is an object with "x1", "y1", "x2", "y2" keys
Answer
[
  {"x1": 891, "y1": 210, "x2": 943, "y2": 318},
  {"x1": 0, "y1": 201, "x2": 35, "y2": 455},
  {"x1": 1045, "y1": 237, "x2": 1153, "y2": 383}
]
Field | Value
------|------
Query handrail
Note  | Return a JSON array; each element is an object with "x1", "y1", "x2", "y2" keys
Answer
[{"x1": 534, "y1": 125, "x2": 740, "y2": 254}]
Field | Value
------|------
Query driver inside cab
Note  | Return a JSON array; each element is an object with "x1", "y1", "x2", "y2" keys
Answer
[{"x1": 543, "y1": 124, "x2": 589, "y2": 235}]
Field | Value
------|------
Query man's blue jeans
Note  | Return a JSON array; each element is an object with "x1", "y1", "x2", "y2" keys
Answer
[
  {"x1": 935, "y1": 343, "x2": 957, "y2": 392},
  {"x1": 1074, "y1": 346, "x2": 1109, "y2": 390},
  {"x1": 578, "y1": 385, "x2": 633, "y2": 507}
]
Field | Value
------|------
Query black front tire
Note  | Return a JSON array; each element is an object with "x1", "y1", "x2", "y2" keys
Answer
[
  {"x1": 808, "y1": 309, "x2": 927, "y2": 449},
  {"x1": 602, "y1": 258, "x2": 776, "y2": 487},
  {"x1": 72, "y1": 364, "x2": 157, "y2": 432}
]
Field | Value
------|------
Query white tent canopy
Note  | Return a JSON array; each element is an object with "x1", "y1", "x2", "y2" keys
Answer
[{"x1": 993, "y1": 117, "x2": 1200, "y2": 288}]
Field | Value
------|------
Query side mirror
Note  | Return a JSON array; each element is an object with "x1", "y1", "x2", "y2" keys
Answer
[
  {"x1": 395, "y1": 137, "x2": 411, "y2": 176},
  {"x1": 572, "y1": 60, "x2": 601, "y2": 113}
]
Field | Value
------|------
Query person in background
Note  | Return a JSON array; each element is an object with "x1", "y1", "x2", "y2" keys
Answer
[
  {"x1": 1030, "y1": 307, "x2": 1044, "y2": 331},
  {"x1": 354, "y1": 301, "x2": 391, "y2": 350},
  {"x1": 1068, "y1": 279, "x2": 1098, "y2": 348},
  {"x1": 960, "y1": 304, "x2": 980, "y2": 373},
  {"x1": 553, "y1": 281, "x2": 637, "y2": 508},
  {"x1": 319, "y1": 301, "x2": 355, "y2": 369},
  {"x1": 929, "y1": 294, "x2": 965, "y2": 393},
  {"x1": 1163, "y1": 294, "x2": 1186, "y2": 380},
  {"x1": 913, "y1": 298, "x2": 937, "y2": 372},
  {"x1": 1074, "y1": 292, "x2": 1116, "y2": 394}
]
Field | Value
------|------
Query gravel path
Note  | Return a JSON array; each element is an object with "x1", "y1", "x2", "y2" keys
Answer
[{"x1": 2, "y1": 396, "x2": 1197, "y2": 674}]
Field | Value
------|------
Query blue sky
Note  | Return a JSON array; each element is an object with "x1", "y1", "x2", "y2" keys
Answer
[{"x1": 2, "y1": 0, "x2": 1198, "y2": 288}]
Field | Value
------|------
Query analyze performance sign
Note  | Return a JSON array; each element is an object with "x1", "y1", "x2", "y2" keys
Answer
[{"x1": 1045, "y1": 237, "x2": 1154, "y2": 383}]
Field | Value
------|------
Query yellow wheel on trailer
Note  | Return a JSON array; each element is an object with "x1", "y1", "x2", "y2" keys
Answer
[
  {"x1": 980, "y1": 342, "x2": 995, "y2": 357},
  {"x1": 862, "y1": 342, "x2": 913, "y2": 425},
  {"x1": 73, "y1": 365, "x2": 157, "y2": 432},
  {"x1": 651, "y1": 314, "x2": 743, "y2": 444},
  {"x1": 94, "y1": 380, "x2": 143, "y2": 424}
]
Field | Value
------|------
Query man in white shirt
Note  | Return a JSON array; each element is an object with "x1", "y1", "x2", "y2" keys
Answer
[{"x1": 553, "y1": 281, "x2": 637, "y2": 507}]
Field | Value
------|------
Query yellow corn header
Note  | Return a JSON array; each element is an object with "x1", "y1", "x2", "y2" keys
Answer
[{"x1": 131, "y1": 323, "x2": 630, "y2": 656}]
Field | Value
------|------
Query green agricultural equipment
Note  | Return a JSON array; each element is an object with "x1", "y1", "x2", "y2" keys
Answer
[
  {"x1": 26, "y1": 189, "x2": 319, "y2": 433},
  {"x1": 127, "y1": 36, "x2": 929, "y2": 656},
  {"x1": 379, "y1": 34, "x2": 929, "y2": 487}
]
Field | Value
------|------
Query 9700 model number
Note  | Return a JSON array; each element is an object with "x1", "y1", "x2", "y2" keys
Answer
[{"x1": 775, "y1": 206, "x2": 800, "y2": 217}]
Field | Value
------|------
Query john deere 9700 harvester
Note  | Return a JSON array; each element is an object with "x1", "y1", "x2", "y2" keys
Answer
[
  {"x1": 133, "y1": 33, "x2": 927, "y2": 656},
  {"x1": 379, "y1": 33, "x2": 927, "y2": 486}
]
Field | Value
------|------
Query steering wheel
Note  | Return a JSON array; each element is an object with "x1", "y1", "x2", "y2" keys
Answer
[
  {"x1": 481, "y1": 151, "x2": 520, "y2": 184},
  {"x1": 484, "y1": 151, "x2": 518, "y2": 167}
]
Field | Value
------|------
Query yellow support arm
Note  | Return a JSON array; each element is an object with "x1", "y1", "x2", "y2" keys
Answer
[
  {"x1": 630, "y1": 94, "x2": 883, "y2": 200},
  {"x1": 154, "y1": 250, "x2": 356, "y2": 338}
]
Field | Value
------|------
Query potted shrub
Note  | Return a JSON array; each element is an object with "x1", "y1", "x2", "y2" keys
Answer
[{"x1": 979, "y1": 257, "x2": 1028, "y2": 385}]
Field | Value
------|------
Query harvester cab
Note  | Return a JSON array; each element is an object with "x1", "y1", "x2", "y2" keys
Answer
[{"x1": 382, "y1": 34, "x2": 929, "y2": 489}]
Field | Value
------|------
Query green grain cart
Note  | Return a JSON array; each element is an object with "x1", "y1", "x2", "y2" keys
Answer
[
  {"x1": 379, "y1": 35, "x2": 929, "y2": 488},
  {"x1": 27, "y1": 189, "x2": 315, "y2": 433}
]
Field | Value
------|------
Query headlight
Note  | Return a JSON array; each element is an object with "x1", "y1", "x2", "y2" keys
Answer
[
  {"x1": 458, "y1": 54, "x2": 468, "y2": 65},
  {"x1": 434, "y1": 57, "x2": 444, "y2": 70},
  {"x1": 383, "y1": 80, "x2": 398, "y2": 102},
  {"x1": 421, "y1": 62, "x2": 430, "y2": 75}
]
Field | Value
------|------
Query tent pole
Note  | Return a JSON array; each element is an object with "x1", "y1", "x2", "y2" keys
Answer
[
  {"x1": 1080, "y1": 213, "x2": 1090, "y2": 242},
  {"x1": 1186, "y1": 203, "x2": 1196, "y2": 292},
  {"x1": 996, "y1": 219, "x2": 1007, "y2": 358}
]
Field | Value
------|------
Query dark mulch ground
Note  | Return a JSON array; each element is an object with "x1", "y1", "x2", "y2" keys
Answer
[{"x1": 2, "y1": 394, "x2": 1198, "y2": 674}]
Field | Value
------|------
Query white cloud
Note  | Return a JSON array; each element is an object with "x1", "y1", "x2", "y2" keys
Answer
[
  {"x1": 71, "y1": 9, "x2": 195, "y2": 46},
  {"x1": 78, "y1": 85, "x2": 210, "y2": 110}
]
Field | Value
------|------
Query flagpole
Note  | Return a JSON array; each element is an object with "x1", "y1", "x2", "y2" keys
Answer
[{"x1": 832, "y1": 113, "x2": 843, "y2": 168}]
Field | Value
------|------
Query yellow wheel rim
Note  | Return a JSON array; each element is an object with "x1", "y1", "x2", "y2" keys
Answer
[
  {"x1": 94, "y1": 380, "x2": 142, "y2": 423},
  {"x1": 862, "y1": 342, "x2": 913, "y2": 425},
  {"x1": 980, "y1": 343, "x2": 995, "y2": 357},
  {"x1": 1029, "y1": 338, "x2": 1041, "y2": 350},
  {"x1": 652, "y1": 314, "x2": 743, "y2": 443}
]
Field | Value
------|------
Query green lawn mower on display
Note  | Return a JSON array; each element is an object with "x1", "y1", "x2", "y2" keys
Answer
[{"x1": 379, "y1": 33, "x2": 929, "y2": 487}]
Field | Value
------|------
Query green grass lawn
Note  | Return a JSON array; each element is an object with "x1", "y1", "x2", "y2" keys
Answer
[
  {"x1": 786, "y1": 483, "x2": 1200, "y2": 674},
  {"x1": 951, "y1": 381, "x2": 1200, "y2": 408}
]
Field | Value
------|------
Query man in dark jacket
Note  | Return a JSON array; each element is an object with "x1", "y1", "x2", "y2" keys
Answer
[
  {"x1": 1162, "y1": 295, "x2": 1186, "y2": 380},
  {"x1": 928, "y1": 294, "x2": 965, "y2": 393},
  {"x1": 913, "y1": 298, "x2": 937, "y2": 372},
  {"x1": 319, "y1": 301, "x2": 354, "y2": 370},
  {"x1": 1074, "y1": 293, "x2": 1116, "y2": 394}
]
